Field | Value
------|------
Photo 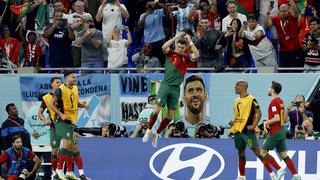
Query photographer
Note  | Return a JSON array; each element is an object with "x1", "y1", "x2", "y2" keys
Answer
[
  {"x1": 131, "y1": 95, "x2": 157, "y2": 138},
  {"x1": 0, "y1": 135, "x2": 41, "y2": 180},
  {"x1": 165, "y1": 122, "x2": 189, "y2": 138},
  {"x1": 284, "y1": 95, "x2": 314, "y2": 138},
  {"x1": 294, "y1": 119, "x2": 320, "y2": 140},
  {"x1": 195, "y1": 123, "x2": 224, "y2": 138},
  {"x1": 75, "y1": 14, "x2": 104, "y2": 72},
  {"x1": 130, "y1": 121, "x2": 149, "y2": 138}
]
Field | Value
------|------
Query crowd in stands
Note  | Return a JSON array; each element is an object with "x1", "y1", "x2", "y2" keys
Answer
[{"x1": 0, "y1": 0, "x2": 319, "y2": 73}]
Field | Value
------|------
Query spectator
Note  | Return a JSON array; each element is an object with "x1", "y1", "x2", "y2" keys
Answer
[
  {"x1": 23, "y1": 31, "x2": 42, "y2": 68},
  {"x1": 218, "y1": 18, "x2": 251, "y2": 68},
  {"x1": 68, "y1": 0, "x2": 92, "y2": 67},
  {"x1": 284, "y1": 95, "x2": 314, "y2": 138},
  {"x1": 265, "y1": 0, "x2": 302, "y2": 72},
  {"x1": 193, "y1": 16, "x2": 224, "y2": 71},
  {"x1": 258, "y1": 0, "x2": 279, "y2": 55},
  {"x1": 187, "y1": 0, "x2": 220, "y2": 30},
  {"x1": 1, "y1": 103, "x2": 31, "y2": 151},
  {"x1": 298, "y1": 6, "x2": 318, "y2": 48},
  {"x1": 130, "y1": 121, "x2": 149, "y2": 138},
  {"x1": 43, "y1": 10, "x2": 75, "y2": 68},
  {"x1": 302, "y1": 17, "x2": 320, "y2": 72},
  {"x1": 221, "y1": 0, "x2": 247, "y2": 32},
  {"x1": 95, "y1": 0, "x2": 129, "y2": 40},
  {"x1": 243, "y1": 14, "x2": 276, "y2": 72},
  {"x1": 0, "y1": 135, "x2": 41, "y2": 180},
  {"x1": 132, "y1": 44, "x2": 161, "y2": 73},
  {"x1": 164, "y1": 122, "x2": 189, "y2": 138},
  {"x1": 106, "y1": 25, "x2": 132, "y2": 70},
  {"x1": 0, "y1": 25, "x2": 20, "y2": 66},
  {"x1": 294, "y1": 119, "x2": 319, "y2": 139},
  {"x1": 171, "y1": 0, "x2": 194, "y2": 33},
  {"x1": 138, "y1": 0, "x2": 168, "y2": 66},
  {"x1": 75, "y1": 14, "x2": 104, "y2": 72}
]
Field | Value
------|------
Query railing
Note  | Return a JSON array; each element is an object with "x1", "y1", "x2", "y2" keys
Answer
[{"x1": 1, "y1": 67, "x2": 320, "y2": 74}]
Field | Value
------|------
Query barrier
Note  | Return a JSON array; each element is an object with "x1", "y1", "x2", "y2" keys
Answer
[{"x1": 78, "y1": 138, "x2": 320, "y2": 180}]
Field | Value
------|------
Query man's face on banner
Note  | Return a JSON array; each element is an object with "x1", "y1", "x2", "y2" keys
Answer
[{"x1": 184, "y1": 80, "x2": 207, "y2": 115}]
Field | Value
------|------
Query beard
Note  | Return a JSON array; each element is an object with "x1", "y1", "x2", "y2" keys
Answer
[{"x1": 187, "y1": 100, "x2": 203, "y2": 115}]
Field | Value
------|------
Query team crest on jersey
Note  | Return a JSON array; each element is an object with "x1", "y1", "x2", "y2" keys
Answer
[
  {"x1": 66, "y1": 132, "x2": 70, "y2": 137},
  {"x1": 53, "y1": 141, "x2": 56, "y2": 145},
  {"x1": 272, "y1": 106, "x2": 277, "y2": 112}
]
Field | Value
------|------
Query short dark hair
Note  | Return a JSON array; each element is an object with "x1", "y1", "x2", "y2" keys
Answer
[
  {"x1": 12, "y1": 134, "x2": 21, "y2": 143},
  {"x1": 247, "y1": 14, "x2": 257, "y2": 21},
  {"x1": 310, "y1": 17, "x2": 319, "y2": 24},
  {"x1": 50, "y1": 77, "x2": 61, "y2": 84},
  {"x1": 177, "y1": 38, "x2": 188, "y2": 46},
  {"x1": 184, "y1": 75, "x2": 206, "y2": 94},
  {"x1": 226, "y1": 0, "x2": 237, "y2": 6},
  {"x1": 5, "y1": 103, "x2": 15, "y2": 113},
  {"x1": 271, "y1": 81, "x2": 282, "y2": 94},
  {"x1": 199, "y1": 0, "x2": 209, "y2": 5},
  {"x1": 63, "y1": 70, "x2": 75, "y2": 78}
]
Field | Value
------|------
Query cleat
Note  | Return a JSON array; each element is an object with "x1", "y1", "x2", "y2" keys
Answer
[
  {"x1": 276, "y1": 168, "x2": 286, "y2": 180},
  {"x1": 152, "y1": 133, "x2": 158, "y2": 148},
  {"x1": 236, "y1": 176, "x2": 246, "y2": 180},
  {"x1": 142, "y1": 129, "x2": 152, "y2": 143},
  {"x1": 291, "y1": 174, "x2": 301, "y2": 180}
]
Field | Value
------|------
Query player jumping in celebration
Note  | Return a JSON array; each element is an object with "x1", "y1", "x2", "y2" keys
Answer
[
  {"x1": 38, "y1": 77, "x2": 62, "y2": 180},
  {"x1": 143, "y1": 31, "x2": 200, "y2": 147},
  {"x1": 230, "y1": 80, "x2": 276, "y2": 180},
  {"x1": 260, "y1": 81, "x2": 301, "y2": 180},
  {"x1": 49, "y1": 71, "x2": 90, "y2": 180}
]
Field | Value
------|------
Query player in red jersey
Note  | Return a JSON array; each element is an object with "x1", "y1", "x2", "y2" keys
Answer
[{"x1": 260, "y1": 81, "x2": 301, "y2": 180}]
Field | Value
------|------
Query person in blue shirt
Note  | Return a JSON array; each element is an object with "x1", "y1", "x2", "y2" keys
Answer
[{"x1": 284, "y1": 95, "x2": 314, "y2": 138}]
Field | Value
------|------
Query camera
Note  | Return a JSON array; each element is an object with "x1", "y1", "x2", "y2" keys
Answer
[
  {"x1": 18, "y1": 169, "x2": 28, "y2": 180},
  {"x1": 108, "y1": 123, "x2": 128, "y2": 137},
  {"x1": 196, "y1": 5, "x2": 203, "y2": 11},
  {"x1": 292, "y1": 101, "x2": 302, "y2": 108},
  {"x1": 243, "y1": 21, "x2": 248, "y2": 30},
  {"x1": 89, "y1": 24, "x2": 95, "y2": 29},
  {"x1": 171, "y1": 6, "x2": 179, "y2": 11},
  {"x1": 196, "y1": 123, "x2": 224, "y2": 138},
  {"x1": 74, "y1": 126, "x2": 103, "y2": 136},
  {"x1": 169, "y1": 122, "x2": 189, "y2": 138}
]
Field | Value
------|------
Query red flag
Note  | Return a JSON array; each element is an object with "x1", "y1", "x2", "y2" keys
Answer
[{"x1": 10, "y1": 3, "x2": 31, "y2": 16}]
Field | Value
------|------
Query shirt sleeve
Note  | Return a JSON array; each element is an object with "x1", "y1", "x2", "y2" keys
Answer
[
  {"x1": 28, "y1": 151, "x2": 35, "y2": 161},
  {"x1": 252, "y1": 98, "x2": 260, "y2": 110},
  {"x1": 270, "y1": 100, "x2": 280, "y2": 117},
  {"x1": 0, "y1": 152, "x2": 9, "y2": 163}
]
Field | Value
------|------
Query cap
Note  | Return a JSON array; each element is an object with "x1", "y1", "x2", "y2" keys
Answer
[
  {"x1": 82, "y1": 14, "x2": 93, "y2": 22},
  {"x1": 148, "y1": 94, "x2": 156, "y2": 103}
]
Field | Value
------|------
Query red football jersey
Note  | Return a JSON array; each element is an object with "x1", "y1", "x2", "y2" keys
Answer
[{"x1": 268, "y1": 97, "x2": 285, "y2": 136}]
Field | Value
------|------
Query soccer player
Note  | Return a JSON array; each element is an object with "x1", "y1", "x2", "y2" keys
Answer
[
  {"x1": 260, "y1": 81, "x2": 301, "y2": 180},
  {"x1": 230, "y1": 80, "x2": 276, "y2": 180},
  {"x1": 38, "y1": 77, "x2": 62, "y2": 180},
  {"x1": 143, "y1": 31, "x2": 200, "y2": 147},
  {"x1": 49, "y1": 71, "x2": 90, "y2": 180}
]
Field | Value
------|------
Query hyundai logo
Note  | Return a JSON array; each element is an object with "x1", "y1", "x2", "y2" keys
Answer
[{"x1": 149, "y1": 143, "x2": 225, "y2": 180}]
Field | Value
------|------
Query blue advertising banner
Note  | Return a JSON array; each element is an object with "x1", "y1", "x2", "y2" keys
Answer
[
  {"x1": 78, "y1": 138, "x2": 320, "y2": 180},
  {"x1": 19, "y1": 75, "x2": 111, "y2": 147},
  {"x1": 20, "y1": 74, "x2": 110, "y2": 101}
]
